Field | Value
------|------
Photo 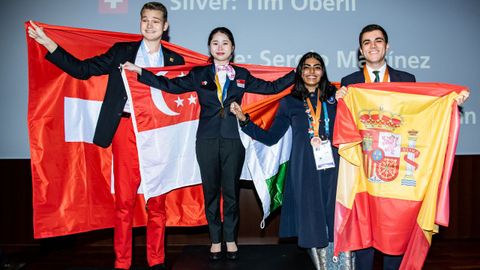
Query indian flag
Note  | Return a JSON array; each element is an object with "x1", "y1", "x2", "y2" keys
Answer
[{"x1": 238, "y1": 88, "x2": 293, "y2": 226}]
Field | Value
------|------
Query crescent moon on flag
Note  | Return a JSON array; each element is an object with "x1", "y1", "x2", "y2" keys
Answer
[{"x1": 150, "y1": 71, "x2": 180, "y2": 116}]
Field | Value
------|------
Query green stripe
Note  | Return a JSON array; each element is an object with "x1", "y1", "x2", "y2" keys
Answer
[{"x1": 265, "y1": 161, "x2": 289, "y2": 212}]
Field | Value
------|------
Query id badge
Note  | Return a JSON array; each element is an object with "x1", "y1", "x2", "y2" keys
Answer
[{"x1": 312, "y1": 139, "x2": 335, "y2": 170}]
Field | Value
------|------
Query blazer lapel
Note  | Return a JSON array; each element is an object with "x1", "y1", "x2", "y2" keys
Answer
[
  {"x1": 162, "y1": 47, "x2": 175, "y2": 66},
  {"x1": 357, "y1": 70, "x2": 366, "y2": 83},
  {"x1": 223, "y1": 77, "x2": 231, "y2": 103},
  {"x1": 199, "y1": 64, "x2": 217, "y2": 91},
  {"x1": 125, "y1": 41, "x2": 142, "y2": 63},
  {"x1": 387, "y1": 66, "x2": 399, "y2": 82},
  {"x1": 223, "y1": 65, "x2": 240, "y2": 101}
]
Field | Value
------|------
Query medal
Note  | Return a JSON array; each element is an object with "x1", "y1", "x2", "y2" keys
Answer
[
  {"x1": 310, "y1": 136, "x2": 322, "y2": 149},
  {"x1": 219, "y1": 107, "x2": 225, "y2": 118},
  {"x1": 304, "y1": 92, "x2": 335, "y2": 170}
]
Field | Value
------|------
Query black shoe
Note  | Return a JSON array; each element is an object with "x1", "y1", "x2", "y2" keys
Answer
[
  {"x1": 226, "y1": 251, "x2": 238, "y2": 260},
  {"x1": 149, "y1": 263, "x2": 167, "y2": 270},
  {"x1": 209, "y1": 251, "x2": 223, "y2": 261},
  {"x1": 2, "y1": 262, "x2": 26, "y2": 270}
]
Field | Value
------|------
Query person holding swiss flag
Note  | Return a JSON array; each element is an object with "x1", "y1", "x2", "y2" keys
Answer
[
  {"x1": 123, "y1": 26, "x2": 295, "y2": 261},
  {"x1": 27, "y1": 2, "x2": 184, "y2": 270}
]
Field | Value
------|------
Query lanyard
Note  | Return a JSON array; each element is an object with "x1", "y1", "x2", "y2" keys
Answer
[
  {"x1": 305, "y1": 95, "x2": 330, "y2": 138},
  {"x1": 363, "y1": 66, "x2": 389, "y2": 83},
  {"x1": 213, "y1": 66, "x2": 230, "y2": 106},
  {"x1": 140, "y1": 40, "x2": 164, "y2": 67},
  {"x1": 322, "y1": 102, "x2": 330, "y2": 137}
]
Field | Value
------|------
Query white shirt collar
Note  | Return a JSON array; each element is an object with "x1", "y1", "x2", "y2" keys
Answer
[
  {"x1": 135, "y1": 40, "x2": 163, "y2": 68},
  {"x1": 366, "y1": 62, "x2": 388, "y2": 82}
]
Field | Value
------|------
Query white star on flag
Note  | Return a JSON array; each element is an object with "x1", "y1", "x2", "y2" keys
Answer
[
  {"x1": 174, "y1": 96, "x2": 184, "y2": 107},
  {"x1": 188, "y1": 95, "x2": 197, "y2": 105}
]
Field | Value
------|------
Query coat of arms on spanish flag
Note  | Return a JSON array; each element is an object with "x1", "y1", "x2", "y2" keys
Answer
[{"x1": 333, "y1": 82, "x2": 468, "y2": 269}]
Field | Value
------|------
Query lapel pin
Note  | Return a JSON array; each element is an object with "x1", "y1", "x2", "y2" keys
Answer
[{"x1": 236, "y1": 79, "x2": 245, "y2": 88}]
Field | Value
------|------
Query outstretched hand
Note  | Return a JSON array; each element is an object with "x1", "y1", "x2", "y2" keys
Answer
[
  {"x1": 455, "y1": 90, "x2": 470, "y2": 106},
  {"x1": 121, "y1": 61, "x2": 142, "y2": 75},
  {"x1": 230, "y1": 102, "x2": 246, "y2": 121},
  {"x1": 27, "y1": 20, "x2": 58, "y2": 53}
]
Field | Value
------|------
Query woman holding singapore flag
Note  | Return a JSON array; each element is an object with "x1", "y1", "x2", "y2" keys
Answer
[{"x1": 123, "y1": 26, "x2": 295, "y2": 261}]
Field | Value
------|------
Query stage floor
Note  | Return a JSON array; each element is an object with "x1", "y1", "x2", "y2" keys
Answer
[{"x1": 2, "y1": 239, "x2": 480, "y2": 270}]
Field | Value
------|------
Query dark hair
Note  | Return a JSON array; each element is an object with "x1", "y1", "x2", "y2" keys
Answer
[
  {"x1": 359, "y1": 24, "x2": 388, "y2": 46},
  {"x1": 207, "y1": 27, "x2": 235, "y2": 63},
  {"x1": 140, "y1": 2, "x2": 168, "y2": 21},
  {"x1": 291, "y1": 52, "x2": 336, "y2": 101}
]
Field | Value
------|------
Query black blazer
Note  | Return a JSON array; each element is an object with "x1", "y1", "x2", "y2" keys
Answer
[
  {"x1": 46, "y1": 41, "x2": 185, "y2": 147},
  {"x1": 138, "y1": 65, "x2": 295, "y2": 139},
  {"x1": 340, "y1": 65, "x2": 416, "y2": 86}
]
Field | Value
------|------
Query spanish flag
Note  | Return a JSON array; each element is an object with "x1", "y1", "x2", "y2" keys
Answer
[{"x1": 333, "y1": 83, "x2": 467, "y2": 269}]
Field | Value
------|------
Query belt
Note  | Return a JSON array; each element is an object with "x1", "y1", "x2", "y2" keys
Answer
[{"x1": 121, "y1": 112, "x2": 131, "y2": 118}]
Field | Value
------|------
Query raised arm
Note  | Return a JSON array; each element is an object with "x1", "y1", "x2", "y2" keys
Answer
[
  {"x1": 245, "y1": 70, "x2": 295, "y2": 95},
  {"x1": 230, "y1": 100, "x2": 290, "y2": 146},
  {"x1": 28, "y1": 20, "x2": 117, "y2": 80},
  {"x1": 456, "y1": 90, "x2": 470, "y2": 106},
  {"x1": 136, "y1": 66, "x2": 196, "y2": 94},
  {"x1": 28, "y1": 20, "x2": 58, "y2": 53}
]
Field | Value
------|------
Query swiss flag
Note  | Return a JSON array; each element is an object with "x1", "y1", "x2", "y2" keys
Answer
[
  {"x1": 26, "y1": 22, "x2": 208, "y2": 238},
  {"x1": 98, "y1": 0, "x2": 128, "y2": 14}
]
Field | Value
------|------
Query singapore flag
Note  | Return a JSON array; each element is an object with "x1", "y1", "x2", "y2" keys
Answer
[{"x1": 122, "y1": 66, "x2": 203, "y2": 201}]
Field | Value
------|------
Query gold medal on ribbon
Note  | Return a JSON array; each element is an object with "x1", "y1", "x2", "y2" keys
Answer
[{"x1": 219, "y1": 107, "x2": 225, "y2": 118}]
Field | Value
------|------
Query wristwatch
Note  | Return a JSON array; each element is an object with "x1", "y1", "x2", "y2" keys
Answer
[{"x1": 239, "y1": 113, "x2": 250, "y2": 127}]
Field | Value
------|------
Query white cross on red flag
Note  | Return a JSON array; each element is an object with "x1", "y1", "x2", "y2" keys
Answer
[
  {"x1": 26, "y1": 22, "x2": 208, "y2": 238},
  {"x1": 98, "y1": 0, "x2": 128, "y2": 14}
]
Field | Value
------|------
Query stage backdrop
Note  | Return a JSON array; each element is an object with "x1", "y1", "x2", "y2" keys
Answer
[{"x1": 0, "y1": 0, "x2": 478, "y2": 157}]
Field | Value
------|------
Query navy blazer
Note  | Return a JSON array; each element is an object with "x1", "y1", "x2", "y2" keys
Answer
[
  {"x1": 340, "y1": 65, "x2": 416, "y2": 86},
  {"x1": 138, "y1": 65, "x2": 295, "y2": 139},
  {"x1": 46, "y1": 41, "x2": 185, "y2": 147}
]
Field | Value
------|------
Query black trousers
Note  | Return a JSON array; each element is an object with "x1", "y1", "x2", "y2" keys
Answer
[
  {"x1": 355, "y1": 247, "x2": 403, "y2": 270},
  {"x1": 196, "y1": 137, "x2": 245, "y2": 243}
]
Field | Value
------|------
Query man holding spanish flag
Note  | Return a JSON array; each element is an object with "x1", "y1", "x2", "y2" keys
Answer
[
  {"x1": 340, "y1": 23, "x2": 415, "y2": 270},
  {"x1": 337, "y1": 24, "x2": 469, "y2": 270}
]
